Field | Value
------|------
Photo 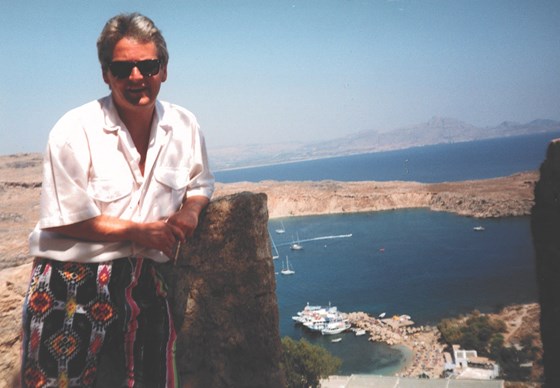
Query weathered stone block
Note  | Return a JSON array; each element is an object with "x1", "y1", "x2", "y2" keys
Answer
[{"x1": 162, "y1": 191, "x2": 285, "y2": 387}]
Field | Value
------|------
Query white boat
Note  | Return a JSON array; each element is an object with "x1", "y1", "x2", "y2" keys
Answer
[
  {"x1": 379, "y1": 312, "x2": 386, "y2": 318},
  {"x1": 290, "y1": 233, "x2": 303, "y2": 250},
  {"x1": 321, "y1": 320, "x2": 351, "y2": 335},
  {"x1": 331, "y1": 338, "x2": 342, "y2": 343},
  {"x1": 270, "y1": 233, "x2": 280, "y2": 259},
  {"x1": 275, "y1": 221, "x2": 286, "y2": 234},
  {"x1": 473, "y1": 226, "x2": 485, "y2": 231},
  {"x1": 280, "y1": 256, "x2": 295, "y2": 275},
  {"x1": 355, "y1": 329, "x2": 366, "y2": 336},
  {"x1": 293, "y1": 303, "x2": 348, "y2": 334}
]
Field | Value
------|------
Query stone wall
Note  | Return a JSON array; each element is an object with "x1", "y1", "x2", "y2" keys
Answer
[{"x1": 531, "y1": 139, "x2": 560, "y2": 388}]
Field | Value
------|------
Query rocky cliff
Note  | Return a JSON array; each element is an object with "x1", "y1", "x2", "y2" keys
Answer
[
  {"x1": 0, "y1": 192, "x2": 285, "y2": 387},
  {"x1": 215, "y1": 171, "x2": 536, "y2": 219},
  {"x1": 531, "y1": 139, "x2": 560, "y2": 387}
]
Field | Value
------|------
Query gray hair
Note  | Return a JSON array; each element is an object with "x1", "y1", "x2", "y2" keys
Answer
[{"x1": 97, "y1": 13, "x2": 169, "y2": 69}]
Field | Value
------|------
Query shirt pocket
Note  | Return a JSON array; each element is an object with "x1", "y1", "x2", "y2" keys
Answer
[
  {"x1": 154, "y1": 167, "x2": 190, "y2": 191},
  {"x1": 153, "y1": 167, "x2": 190, "y2": 217},
  {"x1": 88, "y1": 178, "x2": 133, "y2": 214}
]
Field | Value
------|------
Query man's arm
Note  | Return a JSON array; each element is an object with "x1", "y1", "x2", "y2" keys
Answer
[{"x1": 45, "y1": 215, "x2": 185, "y2": 259}]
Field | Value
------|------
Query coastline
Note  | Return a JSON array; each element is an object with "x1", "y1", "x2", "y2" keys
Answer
[
  {"x1": 345, "y1": 303, "x2": 541, "y2": 379},
  {"x1": 0, "y1": 153, "x2": 543, "y2": 382},
  {"x1": 214, "y1": 171, "x2": 537, "y2": 220},
  {"x1": 347, "y1": 312, "x2": 446, "y2": 378},
  {"x1": 0, "y1": 150, "x2": 537, "y2": 269}
]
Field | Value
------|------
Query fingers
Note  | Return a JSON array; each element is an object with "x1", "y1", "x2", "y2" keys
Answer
[
  {"x1": 166, "y1": 210, "x2": 198, "y2": 238},
  {"x1": 166, "y1": 220, "x2": 186, "y2": 242}
]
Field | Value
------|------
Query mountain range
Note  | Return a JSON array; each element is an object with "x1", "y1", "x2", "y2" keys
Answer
[{"x1": 209, "y1": 117, "x2": 560, "y2": 171}]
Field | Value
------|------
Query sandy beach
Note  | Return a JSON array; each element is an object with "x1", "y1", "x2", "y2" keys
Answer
[{"x1": 347, "y1": 311, "x2": 446, "y2": 378}]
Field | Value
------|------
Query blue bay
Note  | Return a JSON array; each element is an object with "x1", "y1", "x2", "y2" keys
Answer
[{"x1": 214, "y1": 132, "x2": 558, "y2": 375}]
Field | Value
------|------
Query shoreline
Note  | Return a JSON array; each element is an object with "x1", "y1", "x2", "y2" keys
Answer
[
  {"x1": 214, "y1": 171, "x2": 537, "y2": 220},
  {"x1": 347, "y1": 312, "x2": 446, "y2": 378},
  {"x1": 342, "y1": 303, "x2": 542, "y2": 379}
]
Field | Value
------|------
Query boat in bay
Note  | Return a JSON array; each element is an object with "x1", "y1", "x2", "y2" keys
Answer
[
  {"x1": 275, "y1": 221, "x2": 286, "y2": 234},
  {"x1": 270, "y1": 233, "x2": 280, "y2": 259},
  {"x1": 292, "y1": 303, "x2": 350, "y2": 335},
  {"x1": 290, "y1": 233, "x2": 304, "y2": 250},
  {"x1": 281, "y1": 256, "x2": 295, "y2": 275}
]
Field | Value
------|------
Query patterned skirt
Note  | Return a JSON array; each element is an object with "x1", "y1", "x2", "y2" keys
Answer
[{"x1": 21, "y1": 257, "x2": 178, "y2": 388}]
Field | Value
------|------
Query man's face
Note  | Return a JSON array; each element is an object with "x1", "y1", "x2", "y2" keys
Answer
[{"x1": 103, "y1": 37, "x2": 167, "y2": 113}]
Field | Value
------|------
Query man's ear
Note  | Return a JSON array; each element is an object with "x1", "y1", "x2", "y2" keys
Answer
[{"x1": 102, "y1": 68, "x2": 111, "y2": 87}]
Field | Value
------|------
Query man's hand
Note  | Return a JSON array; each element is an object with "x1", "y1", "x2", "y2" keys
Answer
[
  {"x1": 166, "y1": 195, "x2": 209, "y2": 238},
  {"x1": 131, "y1": 220, "x2": 185, "y2": 259}
]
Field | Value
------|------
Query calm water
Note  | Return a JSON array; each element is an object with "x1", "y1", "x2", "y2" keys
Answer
[
  {"x1": 214, "y1": 133, "x2": 554, "y2": 375},
  {"x1": 215, "y1": 132, "x2": 560, "y2": 183},
  {"x1": 270, "y1": 211, "x2": 537, "y2": 375}
]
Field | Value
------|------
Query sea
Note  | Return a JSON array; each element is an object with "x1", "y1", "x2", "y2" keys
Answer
[{"x1": 214, "y1": 131, "x2": 560, "y2": 376}]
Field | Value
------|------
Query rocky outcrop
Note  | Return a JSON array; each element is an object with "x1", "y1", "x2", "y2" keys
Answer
[
  {"x1": 167, "y1": 192, "x2": 284, "y2": 387},
  {"x1": 0, "y1": 192, "x2": 285, "y2": 388},
  {"x1": 0, "y1": 263, "x2": 31, "y2": 387},
  {"x1": 531, "y1": 139, "x2": 560, "y2": 388},
  {"x1": 215, "y1": 171, "x2": 537, "y2": 219}
]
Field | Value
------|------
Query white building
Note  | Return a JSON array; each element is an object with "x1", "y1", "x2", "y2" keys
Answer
[{"x1": 449, "y1": 344, "x2": 500, "y2": 379}]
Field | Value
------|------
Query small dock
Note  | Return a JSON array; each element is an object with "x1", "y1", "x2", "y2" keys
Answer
[{"x1": 346, "y1": 311, "x2": 446, "y2": 378}]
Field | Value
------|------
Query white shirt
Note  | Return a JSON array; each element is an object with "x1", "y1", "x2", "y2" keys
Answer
[{"x1": 29, "y1": 96, "x2": 215, "y2": 263}]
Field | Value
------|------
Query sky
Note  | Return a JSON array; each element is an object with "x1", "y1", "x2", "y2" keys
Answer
[{"x1": 1, "y1": 0, "x2": 560, "y2": 155}]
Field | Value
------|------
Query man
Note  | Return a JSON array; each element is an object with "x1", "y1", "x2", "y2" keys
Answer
[{"x1": 21, "y1": 13, "x2": 214, "y2": 387}]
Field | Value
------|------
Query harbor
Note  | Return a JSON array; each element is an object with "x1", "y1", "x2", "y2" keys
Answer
[
  {"x1": 293, "y1": 304, "x2": 446, "y2": 378},
  {"x1": 346, "y1": 311, "x2": 446, "y2": 378}
]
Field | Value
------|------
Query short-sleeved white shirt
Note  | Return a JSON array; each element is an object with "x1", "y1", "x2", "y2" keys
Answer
[{"x1": 29, "y1": 96, "x2": 215, "y2": 263}]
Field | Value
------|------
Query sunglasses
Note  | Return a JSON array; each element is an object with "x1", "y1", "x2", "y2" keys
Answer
[{"x1": 108, "y1": 59, "x2": 161, "y2": 79}]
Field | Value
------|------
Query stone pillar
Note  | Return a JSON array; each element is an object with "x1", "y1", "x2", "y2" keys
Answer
[
  {"x1": 531, "y1": 139, "x2": 560, "y2": 387},
  {"x1": 162, "y1": 192, "x2": 285, "y2": 387}
]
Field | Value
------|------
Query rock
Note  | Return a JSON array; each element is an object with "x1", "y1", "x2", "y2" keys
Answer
[
  {"x1": 0, "y1": 263, "x2": 32, "y2": 388},
  {"x1": 531, "y1": 138, "x2": 560, "y2": 387},
  {"x1": 0, "y1": 192, "x2": 285, "y2": 388},
  {"x1": 166, "y1": 191, "x2": 284, "y2": 387}
]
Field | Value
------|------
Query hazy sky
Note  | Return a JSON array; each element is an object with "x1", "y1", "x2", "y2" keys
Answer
[{"x1": 1, "y1": 1, "x2": 559, "y2": 155}]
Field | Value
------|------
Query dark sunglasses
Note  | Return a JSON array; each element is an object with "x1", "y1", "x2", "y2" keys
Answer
[{"x1": 108, "y1": 59, "x2": 161, "y2": 79}]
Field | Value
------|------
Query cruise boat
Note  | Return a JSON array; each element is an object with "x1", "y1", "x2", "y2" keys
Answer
[
  {"x1": 293, "y1": 303, "x2": 350, "y2": 335},
  {"x1": 321, "y1": 320, "x2": 351, "y2": 335}
]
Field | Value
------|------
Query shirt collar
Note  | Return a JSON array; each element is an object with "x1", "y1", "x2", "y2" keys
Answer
[
  {"x1": 101, "y1": 96, "x2": 172, "y2": 135},
  {"x1": 101, "y1": 95, "x2": 123, "y2": 133}
]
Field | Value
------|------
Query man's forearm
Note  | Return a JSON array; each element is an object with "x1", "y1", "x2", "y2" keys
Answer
[
  {"x1": 44, "y1": 215, "x2": 138, "y2": 243},
  {"x1": 180, "y1": 195, "x2": 210, "y2": 217}
]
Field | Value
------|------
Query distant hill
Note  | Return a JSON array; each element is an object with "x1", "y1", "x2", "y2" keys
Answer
[{"x1": 209, "y1": 117, "x2": 560, "y2": 170}]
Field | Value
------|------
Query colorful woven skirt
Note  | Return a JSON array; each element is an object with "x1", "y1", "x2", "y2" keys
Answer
[{"x1": 21, "y1": 257, "x2": 178, "y2": 388}]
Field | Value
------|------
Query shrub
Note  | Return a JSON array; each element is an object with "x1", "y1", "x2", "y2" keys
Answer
[{"x1": 280, "y1": 337, "x2": 342, "y2": 388}]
